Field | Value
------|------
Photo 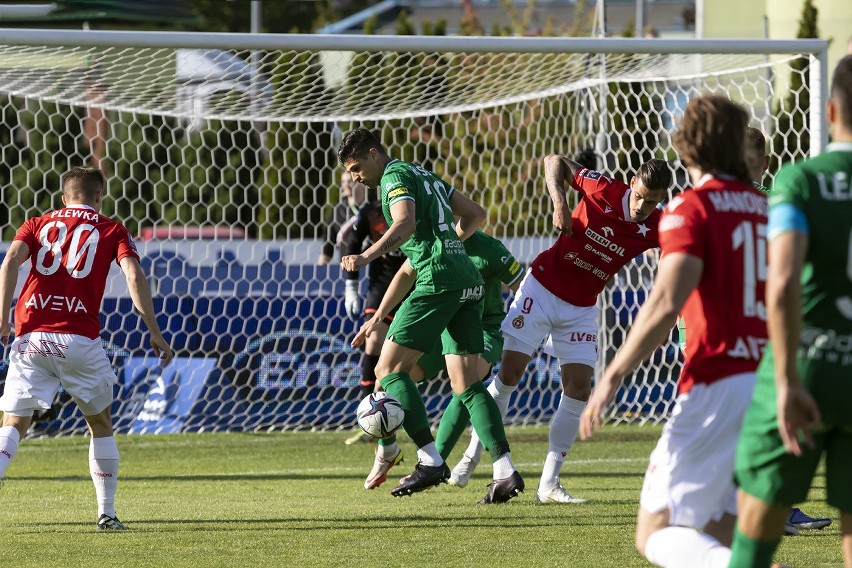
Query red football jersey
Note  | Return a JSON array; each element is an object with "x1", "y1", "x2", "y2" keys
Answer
[
  {"x1": 659, "y1": 177, "x2": 768, "y2": 394},
  {"x1": 531, "y1": 168, "x2": 661, "y2": 307},
  {"x1": 13, "y1": 205, "x2": 140, "y2": 339}
]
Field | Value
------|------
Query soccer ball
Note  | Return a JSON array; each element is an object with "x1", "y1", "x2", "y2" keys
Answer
[{"x1": 356, "y1": 392, "x2": 405, "y2": 439}]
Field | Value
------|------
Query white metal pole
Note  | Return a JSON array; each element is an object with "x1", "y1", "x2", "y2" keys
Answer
[
  {"x1": 635, "y1": 0, "x2": 644, "y2": 37},
  {"x1": 810, "y1": 46, "x2": 829, "y2": 155}
]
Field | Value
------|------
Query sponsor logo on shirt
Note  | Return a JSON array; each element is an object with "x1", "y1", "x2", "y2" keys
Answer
[
  {"x1": 584, "y1": 227, "x2": 626, "y2": 257},
  {"x1": 444, "y1": 238, "x2": 465, "y2": 254},
  {"x1": 583, "y1": 170, "x2": 603, "y2": 180},
  {"x1": 564, "y1": 251, "x2": 578, "y2": 260},
  {"x1": 800, "y1": 327, "x2": 852, "y2": 364},
  {"x1": 584, "y1": 244, "x2": 612, "y2": 263},
  {"x1": 512, "y1": 315, "x2": 524, "y2": 329},
  {"x1": 572, "y1": 257, "x2": 609, "y2": 280},
  {"x1": 508, "y1": 260, "x2": 521, "y2": 275},
  {"x1": 387, "y1": 187, "x2": 409, "y2": 199},
  {"x1": 23, "y1": 293, "x2": 87, "y2": 314}
]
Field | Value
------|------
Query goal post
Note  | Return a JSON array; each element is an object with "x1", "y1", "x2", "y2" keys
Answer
[{"x1": 0, "y1": 29, "x2": 829, "y2": 434}]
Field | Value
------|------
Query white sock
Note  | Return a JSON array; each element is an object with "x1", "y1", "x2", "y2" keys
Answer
[
  {"x1": 464, "y1": 377, "x2": 517, "y2": 462},
  {"x1": 492, "y1": 453, "x2": 515, "y2": 480},
  {"x1": 644, "y1": 527, "x2": 731, "y2": 568},
  {"x1": 89, "y1": 436, "x2": 120, "y2": 518},
  {"x1": 416, "y1": 442, "x2": 443, "y2": 467},
  {"x1": 0, "y1": 426, "x2": 20, "y2": 479},
  {"x1": 377, "y1": 442, "x2": 399, "y2": 460},
  {"x1": 538, "y1": 395, "x2": 585, "y2": 490}
]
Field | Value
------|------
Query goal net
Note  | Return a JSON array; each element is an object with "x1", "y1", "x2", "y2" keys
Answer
[{"x1": 0, "y1": 31, "x2": 827, "y2": 435}]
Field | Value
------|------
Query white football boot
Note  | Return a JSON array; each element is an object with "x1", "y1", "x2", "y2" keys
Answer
[
  {"x1": 448, "y1": 453, "x2": 481, "y2": 488},
  {"x1": 536, "y1": 483, "x2": 588, "y2": 504}
]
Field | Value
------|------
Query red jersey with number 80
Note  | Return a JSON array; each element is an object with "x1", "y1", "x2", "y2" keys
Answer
[
  {"x1": 659, "y1": 177, "x2": 769, "y2": 394},
  {"x1": 13, "y1": 206, "x2": 140, "y2": 339},
  {"x1": 531, "y1": 168, "x2": 662, "y2": 307}
]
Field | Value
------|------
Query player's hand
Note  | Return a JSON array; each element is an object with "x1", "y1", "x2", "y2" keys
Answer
[
  {"x1": 777, "y1": 382, "x2": 821, "y2": 457},
  {"x1": 352, "y1": 316, "x2": 380, "y2": 348},
  {"x1": 150, "y1": 334, "x2": 175, "y2": 365},
  {"x1": 0, "y1": 321, "x2": 11, "y2": 346},
  {"x1": 340, "y1": 254, "x2": 368, "y2": 272},
  {"x1": 579, "y1": 374, "x2": 620, "y2": 440},
  {"x1": 552, "y1": 203, "x2": 573, "y2": 236},
  {"x1": 316, "y1": 253, "x2": 331, "y2": 266},
  {"x1": 344, "y1": 280, "x2": 361, "y2": 319}
]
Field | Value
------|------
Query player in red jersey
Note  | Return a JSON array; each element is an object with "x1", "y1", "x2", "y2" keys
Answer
[
  {"x1": 0, "y1": 166, "x2": 173, "y2": 530},
  {"x1": 581, "y1": 95, "x2": 765, "y2": 567},
  {"x1": 448, "y1": 157, "x2": 671, "y2": 501}
]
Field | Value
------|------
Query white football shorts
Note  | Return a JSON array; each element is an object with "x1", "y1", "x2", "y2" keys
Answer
[
  {"x1": 639, "y1": 371, "x2": 757, "y2": 528},
  {"x1": 0, "y1": 332, "x2": 117, "y2": 417},
  {"x1": 500, "y1": 270, "x2": 599, "y2": 367}
]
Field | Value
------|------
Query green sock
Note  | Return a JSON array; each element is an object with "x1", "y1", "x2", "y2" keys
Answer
[
  {"x1": 435, "y1": 394, "x2": 470, "y2": 460},
  {"x1": 459, "y1": 381, "x2": 509, "y2": 461},
  {"x1": 381, "y1": 372, "x2": 433, "y2": 448},
  {"x1": 729, "y1": 527, "x2": 780, "y2": 568},
  {"x1": 378, "y1": 435, "x2": 397, "y2": 446}
]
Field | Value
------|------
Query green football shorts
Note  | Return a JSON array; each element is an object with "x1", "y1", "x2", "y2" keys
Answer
[
  {"x1": 386, "y1": 285, "x2": 485, "y2": 357},
  {"x1": 416, "y1": 324, "x2": 503, "y2": 383},
  {"x1": 735, "y1": 367, "x2": 852, "y2": 513}
]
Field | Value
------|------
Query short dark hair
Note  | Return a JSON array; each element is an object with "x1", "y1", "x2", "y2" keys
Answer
[
  {"x1": 62, "y1": 166, "x2": 105, "y2": 201},
  {"x1": 574, "y1": 148, "x2": 599, "y2": 171},
  {"x1": 674, "y1": 94, "x2": 751, "y2": 183},
  {"x1": 832, "y1": 55, "x2": 852, "y2": 131},
  {"x1": 636, "y1": 158, "x2": 672, "y2": 192},
  {"x1": 745, "y1": 127, "x2": 766, "y2": 157},
  {"x1": 337, "y1": 128, "x2": 385, "y2": 164}
]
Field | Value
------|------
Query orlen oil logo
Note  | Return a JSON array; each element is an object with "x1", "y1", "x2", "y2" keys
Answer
[{"x1": 585, "y1": 226, "x2": 625, "y2": 257}]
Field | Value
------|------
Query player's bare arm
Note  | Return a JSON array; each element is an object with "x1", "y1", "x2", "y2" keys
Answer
[
  {"x1": 120, "y1": 256, "x2": 174, "y2": 364},
  {"x1": 449, "y1": 190, "x2": 485, "y2": 241},
  {"x1": 580, "y1": 252, "x2": 702, "y2": 440},
  {"x1": 543, "y1": 154, "x2": 583, "y2": 236},
  {"x1": 341, "y1": 200, "x2": 414, "y2": 272},
  {"x1": 0, "y1": 241, "x2": 29, "y2": 346},
  {"x1": 352, "y1": 263, "x2": 416, "y2": 348},
  {"x1": 766, "y1": 229, "x2": 821, "y2": 456}
]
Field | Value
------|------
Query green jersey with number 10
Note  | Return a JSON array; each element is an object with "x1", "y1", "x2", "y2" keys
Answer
[{"x1": 380, "y1": 159, "x2": 483, "y2": 293}]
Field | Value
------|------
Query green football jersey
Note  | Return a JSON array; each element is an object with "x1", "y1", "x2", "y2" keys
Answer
[
  {"x1": 380, "y1": 159, "x2": 483, "y2": 292},
  {"x1": 768, "y1": 143, "x2": 852, "y2": 333},
  {"x1": 463, "y1": 231, "x2": 524, "y2": 328}
]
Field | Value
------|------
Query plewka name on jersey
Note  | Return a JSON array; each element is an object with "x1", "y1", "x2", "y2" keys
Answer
[{"x1": 50, "y1": 209, "x2": 100, "y2": 221}]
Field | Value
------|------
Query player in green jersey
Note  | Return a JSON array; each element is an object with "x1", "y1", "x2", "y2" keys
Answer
[
  {"x1": 730, "y1": 55, "x2": 852, "y2": 568},
  {"x1": 357, "y1": 230, "x2": 524, "y2": 501},
  {"x1": 339, "y1": 128, "x2": 524, "y2": 502}
]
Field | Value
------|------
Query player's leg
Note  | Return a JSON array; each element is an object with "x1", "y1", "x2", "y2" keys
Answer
[
  {"x1": 639, "y1": 374, "x2": 755, "y2": 567},
  {"x1": 843, "y1": 512, "x2": 852, "y2": 568},
  {"x1": 60, "y1": 333, "x2": 126, "y2": 530},
  {"x1": 444, "y1": 297, "x2": 523, "y2": 503},
  {"x1": 378, "y1": 290, "x2": 460, "y2": 496},
  {"x1": 347, "y1": 319, "x2": 388, "y2": 446},
  {"x1": 536, "y1": 362, "x2": 592, "y2": 503},
  {"x1": 536, "y1": 303, "x2": 597, "y2": 503},
  {"x1": 436, "y1": 355, "x2": 490, "y2": 467},
  {"x1": 0, "y1": 412, "x2": 32, "y2": 478},
  {"x1": 0, "y1": 333, "x2": 59, "y2": 479},
  {"x1": 81, "y1": 404, "x2": 125, "y2": 530}
]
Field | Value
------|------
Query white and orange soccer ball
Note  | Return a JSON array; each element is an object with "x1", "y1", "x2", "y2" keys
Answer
[{"x1": 356, "y1": 392, "x2": 405, "y2": 439}]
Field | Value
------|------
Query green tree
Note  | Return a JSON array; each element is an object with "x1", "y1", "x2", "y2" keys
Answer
[{"x1": 771, "y1": 0, "x2": 818, "y2": 170}]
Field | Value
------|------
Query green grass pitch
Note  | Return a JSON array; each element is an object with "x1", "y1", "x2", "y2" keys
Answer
[{"x1": 3, "y1": 425, "x2": 843, "y2": 567}]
